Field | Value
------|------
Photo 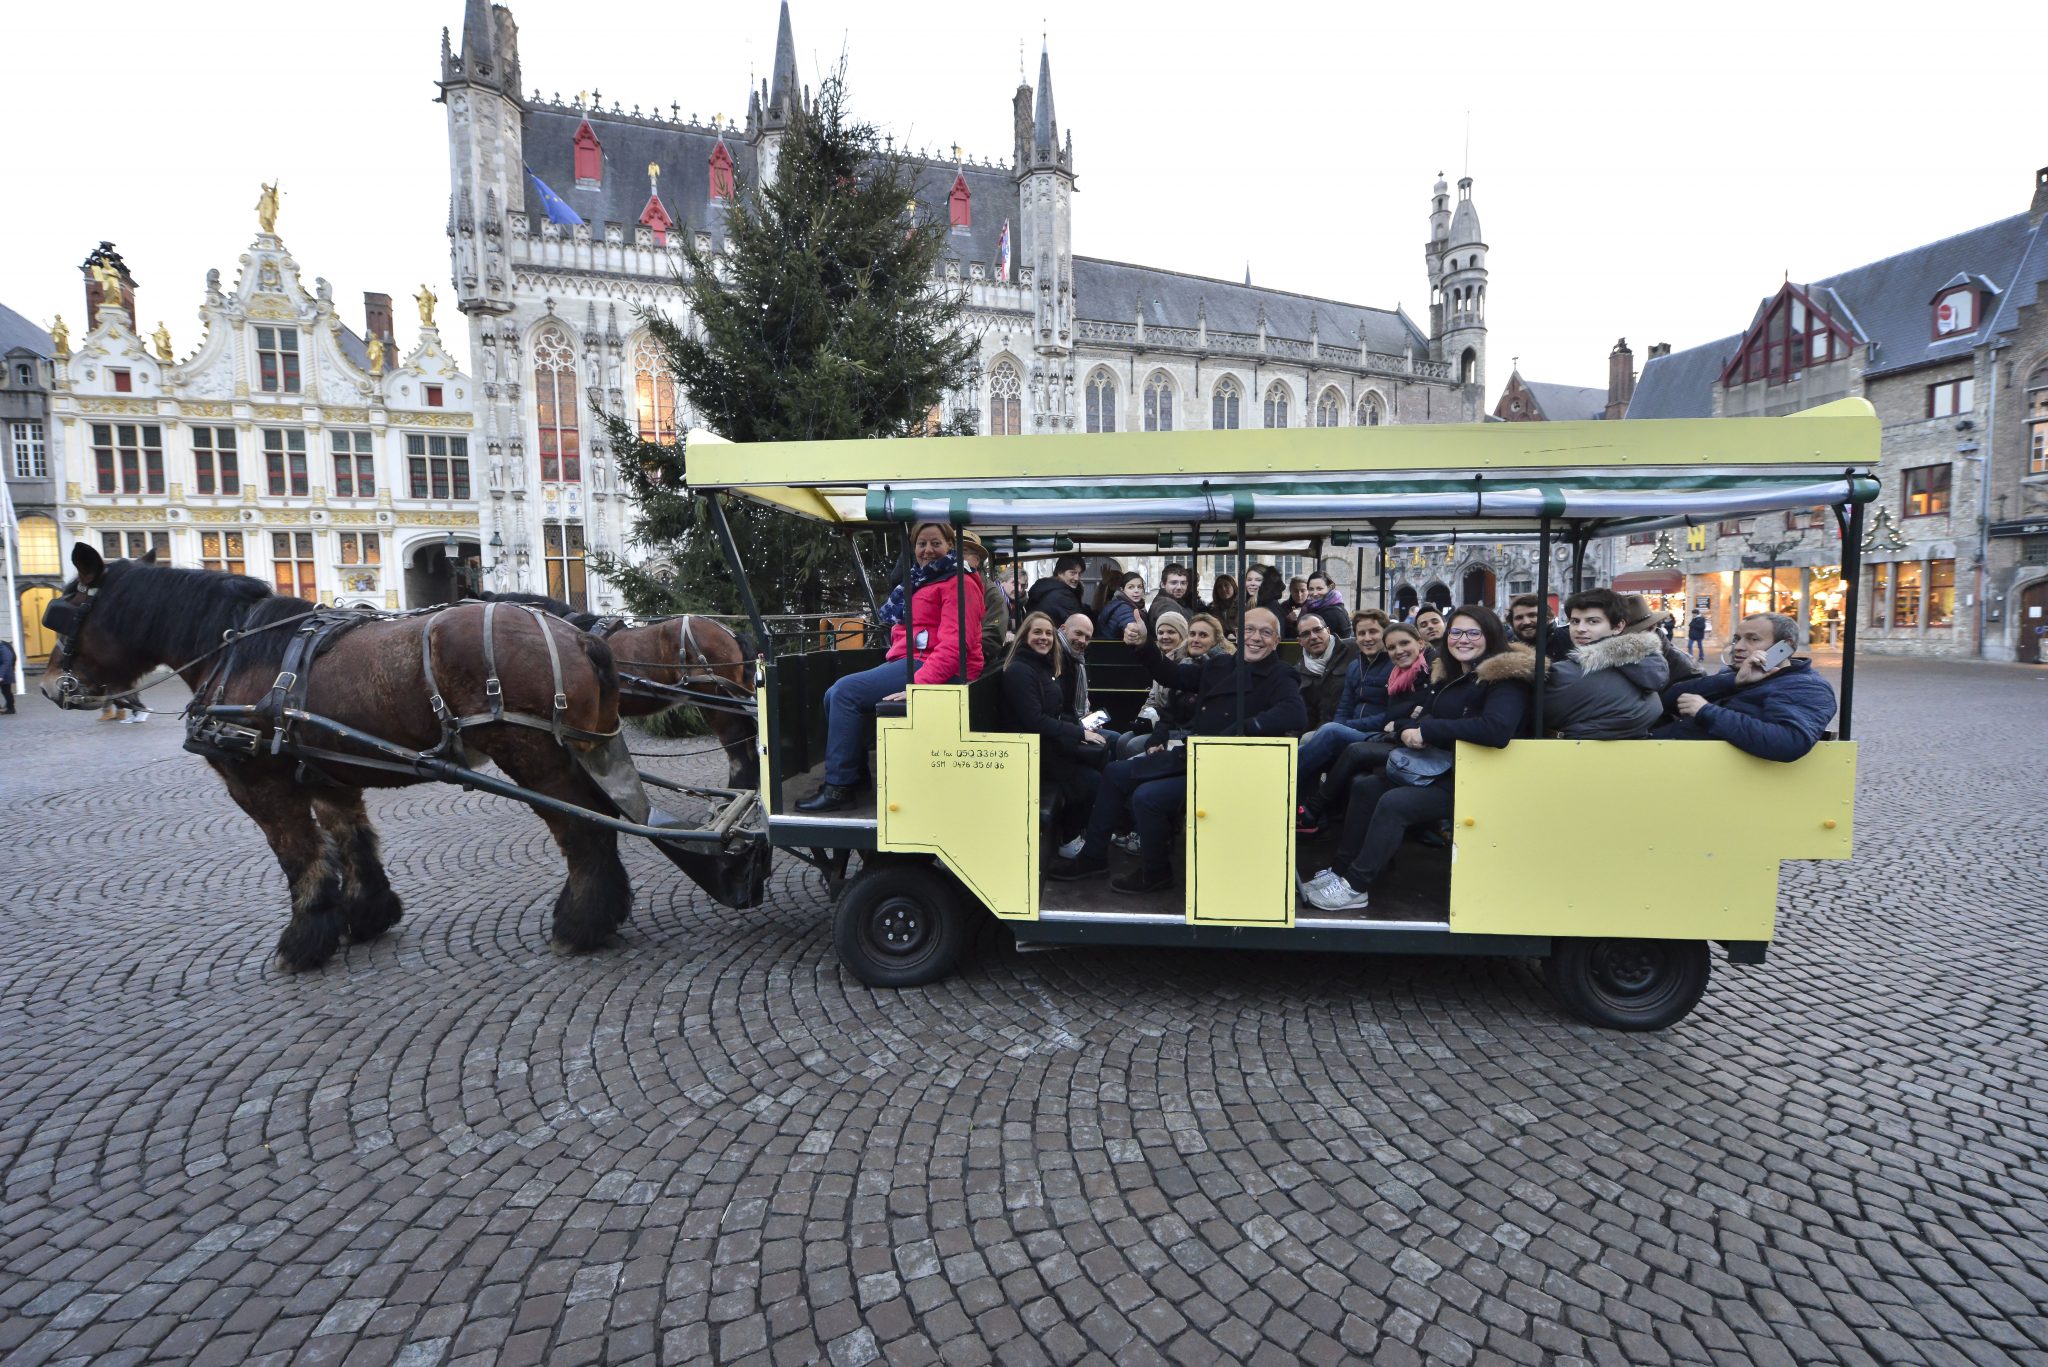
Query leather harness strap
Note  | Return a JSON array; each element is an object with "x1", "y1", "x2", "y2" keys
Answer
[{"x1": 416, "y1": 602, "x2": 619, "y2": 758}]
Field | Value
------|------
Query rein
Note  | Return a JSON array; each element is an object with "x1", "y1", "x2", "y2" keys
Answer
[{"x1": 45, "y1": 605, "x2": 331, "y2": 711}]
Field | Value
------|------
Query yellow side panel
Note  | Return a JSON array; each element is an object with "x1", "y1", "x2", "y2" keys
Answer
[
  {"x1": 755, "y1": 683, "x2": 772, "y2": 815},
  {"x1": 1185, "y1": 737, "x2": 1297, "y2": 927},
  {"x1": 876, "y1": 686, "x2": 1040, "y2": 921},
  {"x1": 1450, "y1": 740, "x2": 1856, "y2": 941}
]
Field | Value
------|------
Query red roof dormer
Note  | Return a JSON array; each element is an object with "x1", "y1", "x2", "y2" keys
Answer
[
  {"x1": 948, "y1": 173, "x2": 971, "y2": 229},
  {"x1": 640, "y1": 174, "x2": 673, "y2": 247},
  {"x1": 708, "y1": 140, "x2": 735, "y2": 200},
  {"x1": 573, "y1": 117, "x2": 602, "y2": 188}
]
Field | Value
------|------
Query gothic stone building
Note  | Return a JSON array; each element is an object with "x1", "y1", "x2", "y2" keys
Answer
[
  {"x1": 49, "y1": 231, "x2": 482, "y2": 613},
  {"x1": 438, "y1": 0, "x2": 1493, "y2": 613},
  {"x1": 1622, "y1": 165, "x2": 2048, "y2": 662}
]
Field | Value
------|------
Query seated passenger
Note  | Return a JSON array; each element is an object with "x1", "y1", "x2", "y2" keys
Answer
[
  {"x1": 1024, "y1": 552, "x2": 1087, "y2": 625},
  {"x1": 1652, "y1": 612, "x2": 1835, "y2": 761},
  {"x1": 1148, "y1": 565, "x2": 1204, "y2": 629},
  {"x1": 1132, "y1": 611, "x2": 1189, "y2": 734},
  {"x1": 1296, "y1": 609, "x2": 1389, "y2": 830},
  {"x1": 1125, "y1": 611, "x2": 1229, "y2": 757},
  {"x1": 1619, "y1": 593, "x2": 1702, "y2": 687},
  {"x1": 1301, "y1": 623, "x2": 1436, "y2": 833},
  {"x1": 1050, "y1": 607, "x2": 1306, "y2": 894},
  {"x1": 1514, "y1": 587, "x2": 1669, "y2": 739},
  {"x1": 1412, "y1": 604, "x2": 1448, "y2": 653},
  {"x1": 1293, "y1": 611, "x2": 1359, "y2": 731},
  {"x1": 1096, "y1": 571, "x2": 1146, "y2": 640},
  {"x1": 960, "y1": 533, "x2": 1011, "y2": 665},
  {"x1": 1000, "y1": 611, "x2": 1108, "y2": 840},
  {"x1": 1302, "y1": 605, "x2": 1530, "y2": 911},
  {"x1": 1299, "y1": 572, "x2": 1353, "y2": 639},
  {"x1": 798, "y1": 522, "x2": 985, "y2": 812},
  {"x1": 1056, "y1": 613, "x2": 1098, "y2": 732}
]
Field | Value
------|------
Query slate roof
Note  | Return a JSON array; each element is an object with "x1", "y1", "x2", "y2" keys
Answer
[
  {"x1": 1072, "y1": 258, "x2": 1427, "y2": 353},
  {"x1": 1627, "y1": 210, "x2": 2047, "y2": 418},
  {"x1": 0, "y1": 301, "x2": 53, "y2": 358},
  {"x1": 1521, "y1": 380, "x2": 1606, "y2": 421}
]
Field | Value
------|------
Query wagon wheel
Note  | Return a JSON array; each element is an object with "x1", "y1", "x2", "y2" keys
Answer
[
  {"x1": 833, "y1": 861, "x2": 972, "y2": 988},
  {"x1": 1542, "y1": 938, "x2": 1710, "y2": 1031}
]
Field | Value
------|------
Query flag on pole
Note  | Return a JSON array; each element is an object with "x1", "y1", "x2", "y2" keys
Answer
[
  {"x1": 997, "y1": 220, "x2": 1010, "y2": 282},
  {"x1": 525, "y1": 166, "x2": 585, "y2": 226}
]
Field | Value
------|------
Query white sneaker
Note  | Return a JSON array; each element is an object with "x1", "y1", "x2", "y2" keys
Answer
[
  {"x1": 1298, "y1": 867, "x2": 1340, "y2": 892},
  {"x1": 1110, "y1": 832, "x2": 1142, "y2": 855},
  {"x1": 1302, "y1": 877, "x2": 1371, "y2": 912},
  {"x1": 130, "y1": 712, "x2": 149, "y2": 723},
  {"x1": 1056, "y1": 834, "x2": 1086, "y2": 860}
]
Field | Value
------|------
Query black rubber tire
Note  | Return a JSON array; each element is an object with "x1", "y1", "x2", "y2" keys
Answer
[
  {"x1": 1543, "y1": 938, "x2": 1711, "y2": 1031},
  {"x1": 834, "y1": 862, "x2": 971, "y2": 989}
]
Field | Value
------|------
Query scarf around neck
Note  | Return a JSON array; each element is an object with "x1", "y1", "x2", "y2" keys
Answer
[
  {"x1": 1301, "y1": 637, "x2": 1339, "y2": 676},
  {"x1": 1386, "y1": 655, "x2": 1428, "y2": 698},
  {"x1": 879, "y1": 552, "x2": 963, "y2": 629}
]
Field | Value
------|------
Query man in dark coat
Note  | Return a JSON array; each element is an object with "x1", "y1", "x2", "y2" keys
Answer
[
  {"x1": 0, "y1": 635, "x2": 16, "y2": 713},
  {"x1": 1687, "y1": 610, "x2": 1708, "y2": 662},
  {"x1": 1653, "y1": 613, "x2": 1835, "y2": 761},
  {"x1": 1051, "y1": 607, "x2": 1306, "y2": 893},
  {"x1": 1025, "y1": 553, "x2": 1087, "y2": 625},
  {"x1": 1292, "y1": 612, "x2": 1358, "y2": 728},
  {"x1": 1146, "y1": 563, "x2": 1203, "y2": 630}
]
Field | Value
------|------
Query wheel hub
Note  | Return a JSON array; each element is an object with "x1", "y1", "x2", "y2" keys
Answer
[
  {"x1": 870, "y1": 896, "x2": 930, "y2": 955},
  {"x1": 1592, "y1": 941, "x2": 1664, "y2": 996}
]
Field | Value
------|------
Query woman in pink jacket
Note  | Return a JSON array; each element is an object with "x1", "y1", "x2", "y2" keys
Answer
[{"x1": 797, "y1": 522, "x2": 986, "y2": 812}]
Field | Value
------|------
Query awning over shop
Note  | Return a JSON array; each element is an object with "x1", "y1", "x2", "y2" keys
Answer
[{"x1": 1611, "y1": 570, "x2": 1685, "y2": 593}]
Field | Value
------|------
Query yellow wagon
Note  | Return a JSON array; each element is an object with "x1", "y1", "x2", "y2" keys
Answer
[{"x1": 684, "y1": 399, "x2": 1878, "y2": 1030}]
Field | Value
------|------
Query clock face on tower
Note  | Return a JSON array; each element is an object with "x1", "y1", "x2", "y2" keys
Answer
[{"x1": 1934, "y1": 287, "x2": 1976, "y2": 337}]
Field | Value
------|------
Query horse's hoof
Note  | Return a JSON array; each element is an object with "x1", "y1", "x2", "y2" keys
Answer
[
  {"x1": 551, "y1": 936, "x2": 602, "y2": 957},
  {"x1": 274, "y1": 952, "x2": 319, "y2": 974}
]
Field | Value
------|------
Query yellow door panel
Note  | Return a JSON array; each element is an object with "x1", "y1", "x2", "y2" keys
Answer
[
  {"x1": 876, "y1": 686, "x2": 1040, "y2": 921},
  {"x1": 756, "y1": 683, "x2": 773, "y2": 815},
  {"x1": 1186, "y1": 737, "x2": 1297, "y2": 927},
  {"x1": 1450, "y1": 740, "x2": 1855, "y2": 941}
]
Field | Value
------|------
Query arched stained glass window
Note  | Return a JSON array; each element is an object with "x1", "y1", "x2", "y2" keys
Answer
[
  {"x1": 1357, "y1": 393, "x2": 1384, "y2": 427},
  {"x1": 1143, "y1": 371, "x2": 1174, "y2": 432},
  {"x1": 1211, "y1": 377, "x2": 1240, "y2": 430},
  {"x1": 1085, "y1": 370, "x2": 1116, "y2": 433},
  {"x1": 632, "y1": 338, "x2": 679, "y2": 444},
  {"x1": 989, "y1": 360, "x2": 1022, "y2": 436},
  {"x1": 1315, "y1": 388, "x2": 1343, "y2": 427},
  {"x1": 1263, "y1": 382, "x2": 1289, "y2": 429},
  {"x1": 534, "y1": 326, "x2": 581, "y2": 482}
]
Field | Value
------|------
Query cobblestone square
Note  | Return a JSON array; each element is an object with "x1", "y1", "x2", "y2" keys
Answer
[{"x1": 2, "y1": 658, "x2": 2045, "y2": 1366}]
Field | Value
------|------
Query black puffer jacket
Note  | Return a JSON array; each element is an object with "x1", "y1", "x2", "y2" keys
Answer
[
  {"x1": 1025, "y1": 577, "x2": 1085, "y2": 625},
  {"x1": 1407, "y1": 650, "x2": 1533, "y2": 750},
  {"x1": 1001, "y1": 646, "x2": 1089, "y2": 756},
  {"x1": 1137, "y1": 641, "x2": 1307, "y2": 738}
]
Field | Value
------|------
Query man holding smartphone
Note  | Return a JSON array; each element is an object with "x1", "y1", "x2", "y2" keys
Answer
[{"x1": 1652, "y1": 613, "x2": 1836, "y2": 761}]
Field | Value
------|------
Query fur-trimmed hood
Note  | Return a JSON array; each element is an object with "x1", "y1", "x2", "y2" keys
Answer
[
  {"x1": 1440, "y1": 644, "x2": 1534, "y2": 687},
  {"x1": 1569, "y1": 630, "x2": 1665, "y2": 674}
]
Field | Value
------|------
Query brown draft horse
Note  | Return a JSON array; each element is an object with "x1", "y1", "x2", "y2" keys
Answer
[
  {"x1": 41, "y1": 546, "x2": 634, "y2": 972},
  {"x1": 472, "y1": 592, "x2": 757, "y2": 787}
]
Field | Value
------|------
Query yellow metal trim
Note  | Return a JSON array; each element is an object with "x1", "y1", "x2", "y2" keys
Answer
[
  {"x1": 875, "y1": 685, "x2": 1040, "y2": 921},
  {"x1": 1449, "y1": 740, "x2": 1855, "y2": 941},
  {"x1": 755, "y1": 682, "x2": 773, "y2": 816},
  {"x1": 1185, "y1": 737, "x2": 1297, "y2": 927},
  {"x1": 683, "y1": 405, "x2": 1878, "y2": 490},
  {"x1": 732, "y1": 483, "x2": 845, "y2": 522}
]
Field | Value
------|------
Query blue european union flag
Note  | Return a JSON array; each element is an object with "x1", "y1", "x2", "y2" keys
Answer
[{"x1": 525, "y1": 166, "x2": 584, "y2": 226}]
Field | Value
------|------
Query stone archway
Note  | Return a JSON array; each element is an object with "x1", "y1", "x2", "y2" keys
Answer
[
  {"x1": 1461, "y1": 566, "x2": 1497, "y2": 611},
  {"x1": 1423, "y1": 581, "x2": 1452, "y2": 611},
  {"x1": 1393, "y1": 584, "x2": 1419, "y2": 617}
]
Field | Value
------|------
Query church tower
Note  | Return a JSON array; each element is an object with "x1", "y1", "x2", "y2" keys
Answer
[
  {"x1": 747, "y1": 2, "x2": 805, "y2": 188},
  {"x1": 1426, "y1": 175, "x2": 1488, "y2": 392},
  {"x1": 439, "y1": 0, "x2": 521, "y2": 320},
  {"x1": 1013, "y1": 42, "x2": 1076, "y2": 429}
]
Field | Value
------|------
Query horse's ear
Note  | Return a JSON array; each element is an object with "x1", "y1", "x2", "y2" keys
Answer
[
  {"x1": 137, "y1": 547, "x2": 159, "y2": 566},
  {"x1": 71, "y1": 542, "x2": 106, "y2": 584}
]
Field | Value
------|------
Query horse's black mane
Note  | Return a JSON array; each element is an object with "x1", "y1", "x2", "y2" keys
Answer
[
  {"x1": 467, "y1": 590, "x2": 601, "y2": 631},
  {"x1": 91, "y1": 562, "x2": 306, "y2": 673}
]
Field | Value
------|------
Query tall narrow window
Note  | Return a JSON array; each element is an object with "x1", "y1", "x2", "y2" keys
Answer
[
  {"x1": 1460, "y1": 349, "x2": 1477, "y2": 385},
  {"x1": 255, "y1": 327, "x2": 301, "y2": 393},
  {"x1": 10, "y1": 419, "x2": 46, "y2": 478},
  {"x1": 1357, "y1": 393, "x2": 1384, "y2": 426},
  {"x1": 1143, "y1": 372, "x2": 1174, "y2": 432},
  {"x1": 1928, "y1": 559, "x2": 1956, "y2": 628},
  {"x1": 15, "y1": 516, "x2": 60, "y2": 576},
  {"x1": 948, "y1": 173, "x2": 971, "y2": 229},
  {"x1": 2029, "y1": 365, "x2": 2048, "y2": 475},
  {"x1": 989, "y1": 361, "x2": 1022, "y2": 436},
  {"x1": 1263, "y1": 382, "x2": 1289, "y2": 429},
  {"x1": 1315, "y1": 388, "x2": 1343, "y2": 427},
  {"x1": 1868, "y1": 563, "x2": 1889, "y2": 627},
  {"x1": 1211, "y1": 377, "x2": 1240, "y2": 430},
  {"x1": 534, "y1": 327, "x2": 581, "y2": 481},
  {"x1": 406, "y1": 434, "x2": 471, "y2": 499},
  {"x1": 545, "y1": 522, "x2": 588, "y2": 610},
  {"x1": 330, "y1": 431, "x2": 375, "y2": 498},
  {"x1": 201, "y1": 531, "x2": 246, "y2": 575},
  {"x1": 272, "y1": 531, "x2": 318, "y2": 599},
  {"x1": 633, "y1": 339, "x2": 679, "y2": 443},
  {"x1": 92, "y1": 423, "x2": 164, "y2": 494},
  {"x1": 190, "y1": 425, "x2": 239, "y2": 495},
  {"x1": 573, "y1": 118, "x2": 602, "y2": 187},
  {"x1": 1085, "y1": 370, "x2": 1116, "y2": 433},
  {"x1": 263, "y1": 428, "x2": 309, "y2": 497}
]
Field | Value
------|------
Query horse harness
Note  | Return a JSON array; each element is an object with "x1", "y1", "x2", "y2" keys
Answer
[
  {"x1": 592, "y1": 613, "x2": 757, "y2": 717},
  {"x1": 185, "y1": 602, "x2": 618, "y2": 777}
]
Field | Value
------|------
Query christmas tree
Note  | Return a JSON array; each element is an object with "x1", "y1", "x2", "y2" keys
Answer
[{"x1": 592, "y1": 66, "x2": 979, "y2": 618}]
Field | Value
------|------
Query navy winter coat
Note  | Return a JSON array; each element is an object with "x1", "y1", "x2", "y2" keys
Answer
[
  {"x1": 1333, "y1": 651, "x2": 1393, "y2": 726},
  {"x1": 1136, "y1": 641, "x2": 1307, "y2": 738},
  {"x1": 1096, "y1": 595, "x2": 1139, "y2": 640},
  {"x1": 1410, "y1": 653, "x2": 1532, "y2": 751},
  {"x1": 1025, "y1": 577, "x2": 1085, "y2": 625},
  {"x1": 1652, "y1": 659, "x2": 1836, "y2": 762}
]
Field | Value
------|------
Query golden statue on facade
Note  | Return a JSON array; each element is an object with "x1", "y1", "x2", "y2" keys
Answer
[
  {"x1": 152, "y1": 322, "x2": 174, "y2": 362},
  {"x1": 256, "y1": 181, "x2": 281, "y2": 233},
  {"x1": 366, "y1": 334, "x2": 384, "y2": 375},
  {"x1": 90, "y1": 260, "x2": 125, "y2": 313},
  {"x1": 50, "y1": 315, "x2": 70, "y2": 356},
  {"x1": 415, "y1": 284, "x2": 437, "y2": 328}
]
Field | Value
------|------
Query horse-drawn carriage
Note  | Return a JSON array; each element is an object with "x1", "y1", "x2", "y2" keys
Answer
[{"x1": 41, "y1": 399, "x2": 1877, "y2": 1030}]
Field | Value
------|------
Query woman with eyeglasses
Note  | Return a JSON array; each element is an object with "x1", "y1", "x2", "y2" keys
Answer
[{"x1": 1301, "y1": 604, "x2": 1530, "y2": 912}]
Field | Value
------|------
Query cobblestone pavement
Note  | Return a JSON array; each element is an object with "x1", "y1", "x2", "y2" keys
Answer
[{"x1": 2, "y1": 659, "x2": 2046, "y2": 1367}]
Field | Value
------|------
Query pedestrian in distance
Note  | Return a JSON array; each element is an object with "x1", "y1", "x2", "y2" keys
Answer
[
  {"x1": 1687, "y1": 610, "x2": 1708, "y2": 662},
  {"x1": 0, "y1": 635, "x2": 16, "y2": 713}
]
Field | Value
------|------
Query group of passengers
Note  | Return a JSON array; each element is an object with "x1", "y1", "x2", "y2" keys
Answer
[{"x1": 803, "y1": 527, "x2": 1843, "y2": 907}]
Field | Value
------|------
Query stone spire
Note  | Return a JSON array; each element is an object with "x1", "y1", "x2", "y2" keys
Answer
[
  {"x1": 1033, "y1": 41, "x2": 1057, "y2": 161},
  {"x1": 768, "y1": 1, "x2": 800, "y2": 119}
]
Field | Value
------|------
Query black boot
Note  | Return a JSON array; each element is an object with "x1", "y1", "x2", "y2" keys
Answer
[{"x1": 796, "y1": 783, "x2": 861, "y2": 813}]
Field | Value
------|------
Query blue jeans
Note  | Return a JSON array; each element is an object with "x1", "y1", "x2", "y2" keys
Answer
[
  {"x1": 822, "y1": 659, "x2": 913, "y2": 786},
  {"x1": 1082, "y1": 748, "x2": 1188, "y2": 875},
  {"x1": 1688, "y1": 639, "x2": 1705, "y2": 661},
  {"x1": 1298, "y1": 723, "x2": 1373, "y2": 804}
]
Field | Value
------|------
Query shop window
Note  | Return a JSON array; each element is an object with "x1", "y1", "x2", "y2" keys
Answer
[
  {"x1": 1868, "y1": 563, "x2": 1889, "y2": 627},
  {"x1": 1927, "y1": 559, "x2": 1955, "y2": 628},
  {"x1": 1893, "y1": 561, "x2": 1922, "y2": 629},
  {"x1": 1903, "y1": 464, "x2": 1951, "y2": 517}
]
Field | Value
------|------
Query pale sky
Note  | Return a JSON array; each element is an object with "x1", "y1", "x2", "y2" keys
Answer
[{"x1": 7, "y1": 0, "x2": 2045, "y2": 394}]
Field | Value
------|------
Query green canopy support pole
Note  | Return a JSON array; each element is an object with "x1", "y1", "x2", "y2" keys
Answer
[
  {"x1": 707, "y1": 494, "x2": 771, "y2": 662},
  {"x1": 952, "y1": 519, "x2": 970, "y2": 684},
  {"x1": 1568, "y1": 521, "x2": 1588, "y2": 595},
  {"x1": 1836, "y1": 498, "x2": 1863, "y2": 741},
  {"x1": 849, "y1": 530, "x2": 880, "y2": 620},
  {"x1": 1533, "y1": 517, "x2": 1552, "y2": 737},
  {"x1": 899, "y1": 521, "x2": 918, "y2": 693},
  {"x1": 1235, "y1": 515, "x2": 1250, "y2": 731},
  {"x1": 1375, "y1": 522, "x2": 1395, "y2": 613}
]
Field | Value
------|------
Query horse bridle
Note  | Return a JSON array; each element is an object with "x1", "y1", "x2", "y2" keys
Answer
[{"x1": 40, "y1": 586, "x2": 107, "y2": 709}]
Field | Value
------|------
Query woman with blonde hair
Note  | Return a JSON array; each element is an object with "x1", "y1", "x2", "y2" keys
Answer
[{"x1": 1000, "y1": 610, "x2": 1106, "y2": 840}]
